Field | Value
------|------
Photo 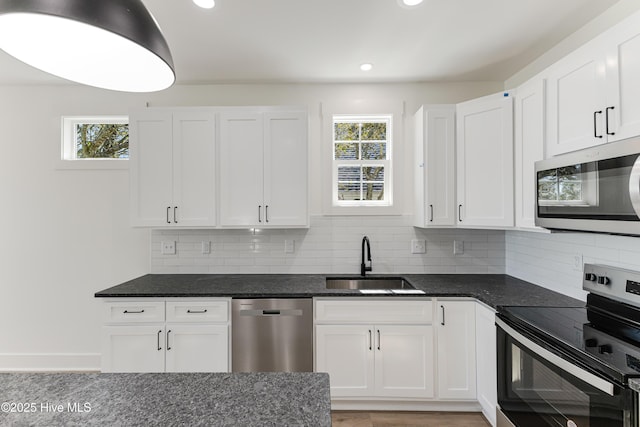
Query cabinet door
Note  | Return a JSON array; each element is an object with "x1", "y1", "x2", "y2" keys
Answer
[
  {"x1": 374, "y1": 325, "x2": 434, "y2": 398},
  {"x1": 475, "y1": 303, "x2": 497, "y2": 427},
  {"x1": 605, "y1": 17, "x2": 640, "y2": 142},
  {"x1": 315, "y1": 325, "x2": 375, "y2": 397},
  {"x1": 263, "y1": 112, "x2": 309, "y2": 227},
  {"x1": 414, "y1": 106, "x2": 455, "y2": 227},
  {"x1": 165, "y1": 324, "x2": 229, "y2": 373},
  {"x1": 456, "y1": 95, "x2": 514, "y2": 227},
  {"x1": 515, "y1": 79, "x2": 545, "y2": 230},
  {"x1": 546, "y1": 42, "x2": 607, "y2": 156},
  {"x1": 219, "y1": 113, "x2": 264, "y2": 227},
  {"x1": 129, "y1": 111, "x2": 173, "y2": 226},
  {"x1": 172, "y1": 112, "x2": 216, "y2": 226},
  {"x1": 102, "y1": 325, "x2": 165, "y2": 373},
  {"x1": 436, "y1": 301, "x2": 476, "y2": 400}
]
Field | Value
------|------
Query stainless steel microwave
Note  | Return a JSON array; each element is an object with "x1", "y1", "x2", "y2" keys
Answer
[{"x1": 535, "y1": 137, "x2": 640, "y2": 236}]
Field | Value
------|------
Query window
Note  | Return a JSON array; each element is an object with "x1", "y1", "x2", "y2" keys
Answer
[
  {"x1": 60, "y1": 116, "x2": 129, "y2": 168},
  {"x1": 332, "y1": 115, "x2": 392, "y2": 206}
]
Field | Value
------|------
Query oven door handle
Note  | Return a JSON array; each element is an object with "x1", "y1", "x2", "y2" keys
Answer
[
  {"x1": 629, "y1": 155, "x2": 640, "y2": 219},
  {"x1": 496, "y1": 318, "x2": 615, "y2": 396}
]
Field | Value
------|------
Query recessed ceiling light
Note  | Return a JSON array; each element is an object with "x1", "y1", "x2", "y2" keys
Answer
[
  {"x1": 398, "y1": 0, "x2": 424, "y2": 7},
  {"x1": 360, "y1": 63, "x2": 373, "y2": 72},
  {"x1": 193, "y1": 0, "x2": 215, "y2": 9}
]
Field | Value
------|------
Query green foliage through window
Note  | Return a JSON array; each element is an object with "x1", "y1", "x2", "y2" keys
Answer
[{"x1": 76, "y1": 123, "x2": 129, "y2": 159}]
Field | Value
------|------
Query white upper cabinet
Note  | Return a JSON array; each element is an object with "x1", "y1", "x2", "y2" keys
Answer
[
  {"x1": 219, "y1": 109, "x2": 308, "y2": 228},
  {"x1": 413, "y1": 105, "x2": 456, "y2": 228},
  {"x1": 514, "y1": 79, "x2": 545, "y2": 230},
  {"x1": 456, "y1": 94, "x2": 514, "y2": 228},
  {"x1": 546, "y1": 11, "x2": 640, "y2": 156},
  {"x1": 130, "y1": 109, "x2": 216, "y2": 227}
]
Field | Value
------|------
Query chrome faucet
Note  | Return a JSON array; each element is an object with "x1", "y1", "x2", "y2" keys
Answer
[{"x1": 361, "y1": 236, "x2": 372, "y2": 276}]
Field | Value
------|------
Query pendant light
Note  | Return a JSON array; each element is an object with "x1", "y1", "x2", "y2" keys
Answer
[{"x1": 0, "y1": 0, "x2": 175, "y2": 92}]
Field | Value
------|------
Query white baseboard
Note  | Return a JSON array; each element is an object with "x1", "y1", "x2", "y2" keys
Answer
[
  {"x1": 0, "y1": 353, "x2": 100, "y2": 372},
  {"x1": 330, "y1": 399, "x2": 482, "y2": 412}
]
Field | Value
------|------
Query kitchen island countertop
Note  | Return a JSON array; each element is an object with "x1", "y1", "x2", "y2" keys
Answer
[
  {"x1": 0, "y1": 372, "x2": 331, "y2": 427},
  {"x1": 95, "y1": 273, "x2": 584, "y2": 309}
]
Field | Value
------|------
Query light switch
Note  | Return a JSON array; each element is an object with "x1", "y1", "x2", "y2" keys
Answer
[
  {"x1": 202, "y1": 241, "x2": 211, "y2": 254},
  {"x1": 453, "y1": 240, "x2": 464, "y2": 255},
  {"x1": 284, "y1": 240, "x2": 295, "y2": 254}
]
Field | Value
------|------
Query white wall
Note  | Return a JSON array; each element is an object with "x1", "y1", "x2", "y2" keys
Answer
[{"x1": 0, "y1": 81, "x2": 502, "y2": 370}]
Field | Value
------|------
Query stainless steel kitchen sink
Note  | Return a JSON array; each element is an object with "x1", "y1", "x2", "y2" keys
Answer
[{"x1": 325, "y1": 277, "x2": 414, "y2": 290}]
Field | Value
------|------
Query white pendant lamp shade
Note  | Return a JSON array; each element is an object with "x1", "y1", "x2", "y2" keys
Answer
[{"x1": 0, "y1": 0, "x2": 175, "y2": 92}]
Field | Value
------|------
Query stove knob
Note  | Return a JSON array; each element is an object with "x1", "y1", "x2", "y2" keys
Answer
[
  {"x1": 585, "y1": 273, "x2": 597, "y2": 282},
  {"x1": 585, "y1": 338, "x2": 598, "y2": 348},
  {"x1": 597, "y1": 276, "x2": 611, "y2": 285},
  {"x1": 598, "y1": 344, "x2": 613, "y2": 355}
]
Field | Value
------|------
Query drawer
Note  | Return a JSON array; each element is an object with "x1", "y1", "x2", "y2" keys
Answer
[
  {"x1": 166, "y1": 300, "x2": 230, "y2": 323},
  {"x1": 314, "y1": 298, "x2": 433, "y2": 324},
  {"x1": 104, "y1": 301, "x2": 165, "y2": 324}
]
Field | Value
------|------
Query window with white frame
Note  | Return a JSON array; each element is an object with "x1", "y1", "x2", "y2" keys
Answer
[
  {"x1": 62, "y1": 116, "x2": 129, "y2": 161},
  {"x1": 332, "y1": 115, "x2": 392, "y2": 206}
]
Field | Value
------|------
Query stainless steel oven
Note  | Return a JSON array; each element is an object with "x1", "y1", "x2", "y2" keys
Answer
[
  {"x1": 535, "y1": 136, "x2": 640, "y2": 235},
  {"x1": 497, "y1": 264, "x2": 640, "y2": 427}
]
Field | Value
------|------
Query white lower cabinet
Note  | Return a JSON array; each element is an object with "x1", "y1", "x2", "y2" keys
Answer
[
  {"x1": 101, "y1": 299, "x2": 230, "y2": 373},
  {"x1": 436, "y1": 300, "x2": 477, "y2": 400},
  {"x1": 314, "y1": 298, "x2": 434, "y2": 400},
  {"x1": 475, "y1": 303, "x2": 497, "y2": 427}
]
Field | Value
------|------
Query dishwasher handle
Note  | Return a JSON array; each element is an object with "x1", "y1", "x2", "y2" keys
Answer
[{"x1": 239, "y1": 309, "x2": 304, "y2": 317}]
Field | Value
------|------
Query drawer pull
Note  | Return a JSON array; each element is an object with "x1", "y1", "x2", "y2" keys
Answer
[
  {"x1": 187, "y1": 309, "x2": 208, "y2": 314},
  {"x1": 123, "y1": 309, "x2": 145, "y2": 314}
]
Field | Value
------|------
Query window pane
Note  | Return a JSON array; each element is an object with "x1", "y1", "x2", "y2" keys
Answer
[
  {"x1": 75, "y1": 123, "x2": 129, "y2": 159},
  {"x1": 338, "y1": 182, "x2": 361, "y2": 200},
  {"x1": 363, "y1": 182, "x2": 384, "y2": 200},
  {"x1": 361, "y1": 142, "x2": 386, "y2": 160},
  {"x1": 338, "y1": 166, "x2": 361, "y2": 181},
  {"x1": 363, "y1": 166, "x2": 384, "y2": 182},
  {"x1": 335, "y1": 143, "x2": 359, "y2": 160},
  {"x1": 361, "y1": 122, "x2": 386, "y2": 140},
  {"x1": 335, "y1": 122, "x2": 359, "y2": 141}
]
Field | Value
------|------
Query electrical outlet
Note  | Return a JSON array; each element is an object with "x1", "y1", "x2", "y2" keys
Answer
[
  {"x1": 161, "y1": 241, "x2": 176, "y2": 255},
  {"x1": 284, "y1": 240, "x2": 295, "y2": 254},
  {"x1": 453, "y1": 240, "x2": 464, "y2": 255},
  {"x1": 573, "y1": 253, "x2": 583, "y2": 271},
  {"x1": 411, "y1": 239, "x2": 426, "y2": 254},
  {"x1": 202, "y1": 241, "x2": 211, "y2": 254}
]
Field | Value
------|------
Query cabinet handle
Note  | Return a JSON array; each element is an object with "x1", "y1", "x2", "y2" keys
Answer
[
  {"x1": 265, "y1": 205, "x2": 269, "y2": 223},
  {"x1": 157, "y1": 330, "x2": 162, "y2": 351},
  {"x1": 123, "y1": 309, "x2": 144, "y2": 314},
  {"x1": 166, "y1": 330, "x2": 172, "y2": 351},
  {"x1": 368, "y1": 329, "x2": 372, "y2": 351},
  {"x1": 606, "y1": 106, "x2": 616, "y2": 136},
  {"x1": 429, "y1": 204, "x2": 434, "y2": 222},
  {"x1": 258, "y1": 205, "x2": 262, "y2": 223},
  {"x1": 187, "y1": 309, "x2": 208, "y2": 314},
  {"x1": 458, "y1": 204, "x2": 462, "y2": 222},
  {"x1": 594, "y1": 111, "x2": 603, "y2": 138},
  {"x1": 441, "y1": 305, "x2": 445, "y2": 326},
  {"x1": 173, "y1": 207, "x2": 178, "y2": 224},
  {"x1": 377, "y1": 329, "x2": 381, "y2": 350},
  {"x1": 166, "y1": 207, "x2": 171, "y2": 224}
]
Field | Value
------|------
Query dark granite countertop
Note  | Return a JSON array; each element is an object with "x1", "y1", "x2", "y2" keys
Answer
[
  {"x1": 95, "y1": 274, "x2": 584, "y2": 309},
  {"x1": 0, "y1": 372, "x2": 331, "y2": 427}
]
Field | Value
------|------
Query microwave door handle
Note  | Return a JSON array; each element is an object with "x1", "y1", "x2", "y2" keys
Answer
[{"x1": 629, "y1": 155, "x2": 640, "y2": 219}]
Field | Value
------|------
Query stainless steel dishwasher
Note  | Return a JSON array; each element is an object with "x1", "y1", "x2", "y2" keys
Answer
[{"x1": 232, "y1": 298, "x2": 313, "y2": 372}]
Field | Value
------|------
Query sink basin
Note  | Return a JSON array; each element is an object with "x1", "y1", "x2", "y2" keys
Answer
[{"x1": 325, "y1": 277, "x2": 414, "y2": 290}]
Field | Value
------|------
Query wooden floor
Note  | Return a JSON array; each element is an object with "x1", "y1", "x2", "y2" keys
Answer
[{"x1": 331, "y1": 411, "x2": 491, "y2": 427}]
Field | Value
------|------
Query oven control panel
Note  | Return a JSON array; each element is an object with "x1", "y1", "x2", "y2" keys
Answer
[{"x1": 584, "y1": 264, "x2": 640, "y2": 308}]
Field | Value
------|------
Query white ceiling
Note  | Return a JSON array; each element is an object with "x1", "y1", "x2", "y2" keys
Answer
[{"x1": 0, "y1": 0, "x2": 621, "y2": 86}]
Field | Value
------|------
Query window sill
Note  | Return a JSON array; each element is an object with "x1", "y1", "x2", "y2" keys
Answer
[{"x1": 55, "y1": 159, "x2": 129, "y2": 171}]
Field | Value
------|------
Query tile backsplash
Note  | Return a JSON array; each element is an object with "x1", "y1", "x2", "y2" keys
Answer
[{"x1": 151, "y1": 215, "x2": 506, "y2": 275}]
